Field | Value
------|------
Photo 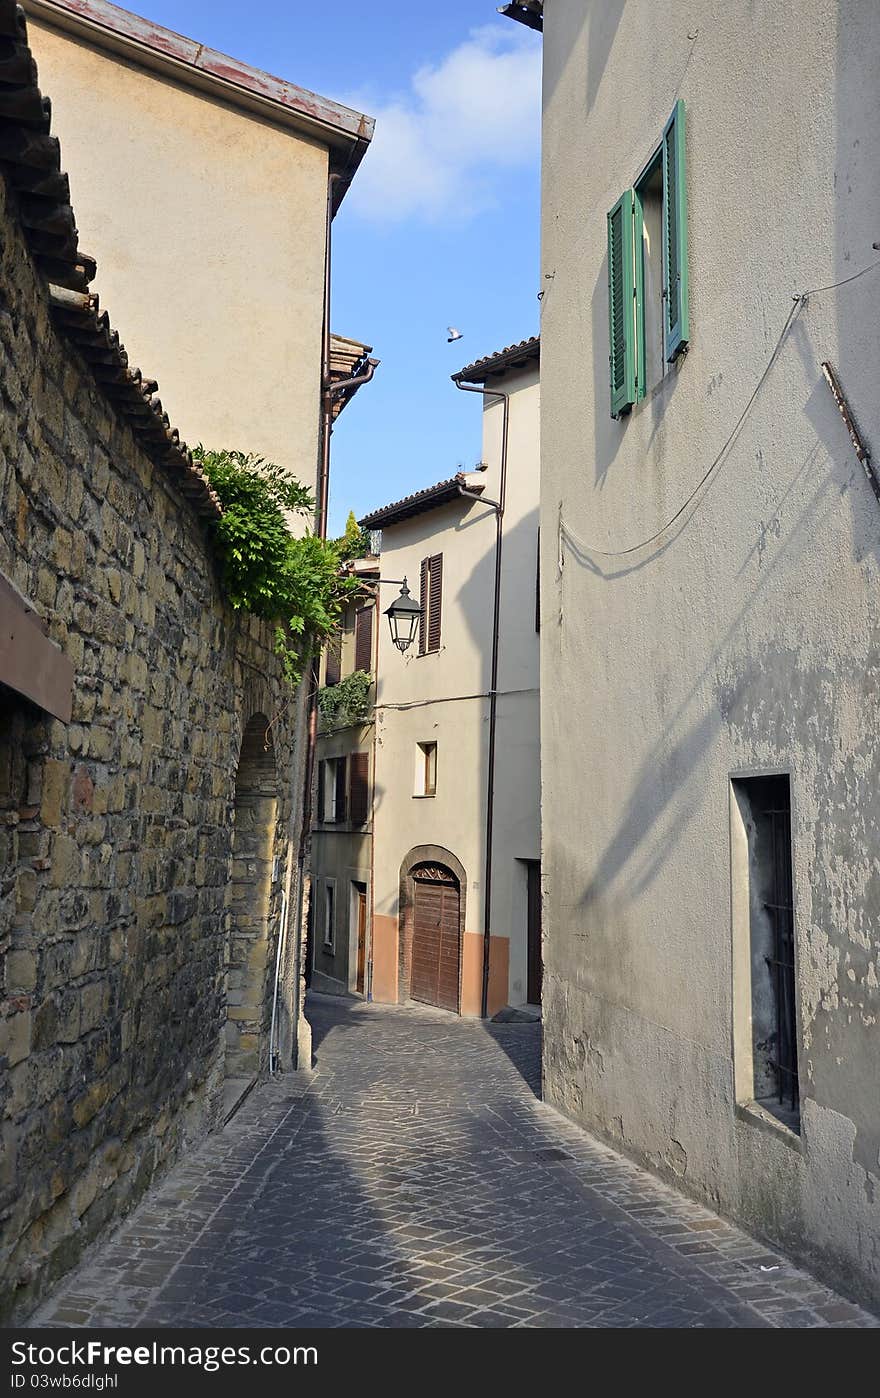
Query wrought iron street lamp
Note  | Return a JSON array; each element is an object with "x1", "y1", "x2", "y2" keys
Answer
[{"x1": 382, "y1": 577, "x2": 422, "y2": 653}]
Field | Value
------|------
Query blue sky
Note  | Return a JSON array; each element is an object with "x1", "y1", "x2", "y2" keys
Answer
[{"x1": 132, "y1": 1, "x2": 542, "y2": 535}]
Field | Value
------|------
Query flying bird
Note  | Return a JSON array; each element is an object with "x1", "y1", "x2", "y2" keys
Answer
[{"x1": 447, "y1": 327, "x2": 463, "y2": 343}]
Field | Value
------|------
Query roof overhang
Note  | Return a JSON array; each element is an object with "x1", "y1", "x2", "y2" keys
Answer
[
  {"x1": 329, "y1": 334, "x2": 376, "y2": 421},
  {"x1": 359, "y1": 474, "x2": 484, "y2": 530},
  {"x1": 21, "y1": 0, "x2": 375, "y2": 213},
  {"x1": 453, "y1": 336, "x2": 540, "y2": 384},
  {"x1": 498, "y1": 2, "x2": 543, "y2": 33}
]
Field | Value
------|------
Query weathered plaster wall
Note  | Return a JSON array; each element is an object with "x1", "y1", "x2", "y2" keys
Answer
[
  {"x1": 26, "y1": 16, "x2": 328, "y2": 490},
  {"x1": 0, "y1": 174, "x2": 305, "y2": 1319},
  {"x1": 540, "y1": 0, "x2": 880, "y2": 1303}
]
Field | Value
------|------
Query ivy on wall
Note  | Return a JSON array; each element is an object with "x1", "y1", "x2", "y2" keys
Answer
[
  {"x1": 194, "y1": 447, "x2": 360, "y2": 684},
  {"x1": 317, "y1": 669, "x2": 373, "y2": 731}
]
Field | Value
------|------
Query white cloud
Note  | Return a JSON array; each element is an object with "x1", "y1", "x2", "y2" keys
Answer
[{"x1": 346, "y1": 25, "x2": 541, "y2": 225}]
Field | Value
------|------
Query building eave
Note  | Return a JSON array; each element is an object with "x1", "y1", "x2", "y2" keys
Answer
[
  {"x1": 453, "y1": 335, "x2": 540, "y2": 384},
  {"x1": 21, "y1": 0, "x2": 375, "y2": 213},
  {"x1": 498, "y1": 2, "x2": 543, "y2": 34},
  {"x1": 359, "y1": 475, "x2": 484, "y2": 530}
]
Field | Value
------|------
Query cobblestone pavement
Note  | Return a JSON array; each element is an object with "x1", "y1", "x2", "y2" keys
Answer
[{"x1": 33, "y1": 995, "x2": 877, "y2": 1329}]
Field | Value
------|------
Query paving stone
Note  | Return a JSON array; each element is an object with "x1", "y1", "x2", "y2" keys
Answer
[{"x1": 30, "y1": 995, "x2": 879, "y2": 1330}]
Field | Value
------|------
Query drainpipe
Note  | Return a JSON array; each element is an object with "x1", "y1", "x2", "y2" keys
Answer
[
  {"x1": 367, "y1": 581, "x2": 380, "y2": 1001},
  {"x1": 290, "y1": 170, "x2": 379, "y2": 1063},
  {"x1": 286, "y1": 169, "x2": 343, "y2": 1069},
  {"x1": 452, "y1": 376, "x2": 510, "y2": 1018}
]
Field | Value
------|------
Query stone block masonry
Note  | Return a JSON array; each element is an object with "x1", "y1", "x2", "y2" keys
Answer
[{"x1": 0, "y1": 167, "x2": 305, "y2": 1319}]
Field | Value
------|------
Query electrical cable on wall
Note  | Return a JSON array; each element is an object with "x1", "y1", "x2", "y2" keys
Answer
[{"x1": 557, "y1": 259, "x2": 880, "y2": 568}]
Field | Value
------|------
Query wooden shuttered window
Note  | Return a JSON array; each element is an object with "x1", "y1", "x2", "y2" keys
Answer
[
  {"x1": 418, "y1": 557, "x2": 429, "y2": 654},
  {"x1": 662, "y1": 98, "x2": 689, "y2": 361},
  {"x1": 349, "y1": 752, "x2": 370, "y2": 827},
  {"x1": 334, "y1": 755, "x2": 348, "y2": 825},
  {"x1": 324, "y1": 634, "x2": 341, "y2": 687},
  {"x1": 428, "y1": 554, "x2": 442, "y2": 651},
  {"x1": 418, "y1": 554, "x2": 443, "y2": 654},
  {"x1": 607, "y1": 188, "x2": 638, "y2": 417},
  {"x1": 354, "y1": 606, "x2": 373, "y2": 673},
  {"x1": 608, "y1": 100, "x2": 688, "y2": 414}
]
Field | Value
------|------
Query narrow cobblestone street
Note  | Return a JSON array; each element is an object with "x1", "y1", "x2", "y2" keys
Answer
[{"x1": 33, "y1": 996, "x2": 877, "y2": 1329}]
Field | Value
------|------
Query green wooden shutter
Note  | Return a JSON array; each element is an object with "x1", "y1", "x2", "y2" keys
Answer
[
  {"x1": 662, "y1": 99, "x2": 689, "y2": 360},
  {"x1": 608, "y1": 188, "x2": 637, "y2": 416}
]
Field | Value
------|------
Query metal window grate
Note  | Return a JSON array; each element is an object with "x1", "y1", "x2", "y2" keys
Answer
[{"x1": 763, "y1": 806, "x2": 798, "y2": 1111}]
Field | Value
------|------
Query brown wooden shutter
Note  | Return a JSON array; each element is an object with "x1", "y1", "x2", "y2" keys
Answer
[
  {"x1": 334, "y1": 755, "x2": 348, "y2": 824},
  {"x1": 316, "y1": 760, "x2": 325, "y2": 824},
  {"x1": 354, "y1": 606, "x2": 373, "y2": 673},
  {"x1": 419, "y1": 557, "x2": 429, "y2": 654},
  {"x1": 349, "y1": 752, "x2": 370, "y2": 826},
  {"x1": 428, "y1": 553, "x2": 442, "y2": 651},
  {"x1": 324, "y1": 634, "x2": 341, "y2": 686}
]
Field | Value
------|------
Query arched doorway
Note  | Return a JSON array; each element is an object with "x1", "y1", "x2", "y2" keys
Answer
[
  {"x1": 225, "y1": 714, "x2": 277, "y2": 1080},
  {"x1": 411, "y1": 866, "x2": 461, "y2": 1012},
  {"x1": 398, "y1": 847, "x2": 466, "y2": 1014}
]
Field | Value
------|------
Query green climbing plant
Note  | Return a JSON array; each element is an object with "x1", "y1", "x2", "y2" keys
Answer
[
  {"x1": 317, "y1": 669, "x2": 373, "y2": 731},
  {"x1": 193, "y1": 447, "x2": 360, "y2": 685}
]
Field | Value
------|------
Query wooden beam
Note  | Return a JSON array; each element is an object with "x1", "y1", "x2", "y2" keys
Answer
[{"x1": 0, "y1": 572, "x2": 74, "y2": 721}]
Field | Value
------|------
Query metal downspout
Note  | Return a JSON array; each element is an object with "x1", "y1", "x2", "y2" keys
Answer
[
  {"x1": 453, "y1": 377, "x2": 510, "y2": 1018},
  {"x1": 288, "y1": 169, "x2": 342, "y2": 1068}
]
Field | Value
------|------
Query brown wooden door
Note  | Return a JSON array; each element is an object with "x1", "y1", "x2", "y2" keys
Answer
[
  {"x1": 354, "y1": 885, "x2": 367, "y2": 995},
  {"x1": 526, "y1": 860, "x2": 542, "y2": 1005},
  {"x1": 411, "y1": 874, "x2": 460, "y2": 1012}
]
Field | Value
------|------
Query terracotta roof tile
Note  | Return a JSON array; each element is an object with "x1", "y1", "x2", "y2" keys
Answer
[
  {"x1": 359, "y1": 473, "x2": 484, "y2": 530},
  {"x1": 453, "y1": 335, "x2": 539, "y2": 384}
]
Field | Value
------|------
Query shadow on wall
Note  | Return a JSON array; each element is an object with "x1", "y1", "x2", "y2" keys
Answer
[
  {"x1": 570, "y1": 410, "x2": 847, "y2": 925},
  {"x1": 224, "y1": 713, "x2": 279, "y2": 1081}
]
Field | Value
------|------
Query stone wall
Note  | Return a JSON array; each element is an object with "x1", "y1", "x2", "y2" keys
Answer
[{"x1": 0, "y1": 167, "x2": 306, "y2": 1320}]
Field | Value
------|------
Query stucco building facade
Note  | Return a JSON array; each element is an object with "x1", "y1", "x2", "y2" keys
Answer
[
  {"x1": 530, "y1": 0, "x2": 880, "y2": 1305},
  {"x1": 21, "y1": 0, "x2": 374, "y2": 488},
  {"x1": 310, "y1": 559, "x2": 378, "y2": 998},
  {"x1": 359, "y1": 342, "x2": 541, "y2": 1018}
]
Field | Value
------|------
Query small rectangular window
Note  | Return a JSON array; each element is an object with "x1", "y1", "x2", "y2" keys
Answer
[
  {"x1": 334, "y1": 754, "x2": 348, "y2": 825},
  {"x1": 731, "y1": 774, "x2": 800, "y2": 1133},
  {"x1": 414, "y1": 741, "x2": 437, "y2": 797},
  {"x1": 323, "y1": 880, "x2": 336, "y2": 950},
  {"x1": 321, "y1": 756, "x2": 343, "y2": 823},
  {"x1": 324, "y1": 634, "x2": 341, "y2": 687}
]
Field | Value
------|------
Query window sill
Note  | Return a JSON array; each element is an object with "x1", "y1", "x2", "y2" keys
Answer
[
  {"x1": 412, "y1": 793, "x2": 436, "y2": 799},
  {"x1": 735, "y1": 1099, "x2": 803, "y2": 1152}
]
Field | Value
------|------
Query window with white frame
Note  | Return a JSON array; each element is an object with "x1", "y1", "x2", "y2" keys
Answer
[
  {"x1": 323, "y1": 880, "x2": 336, "y2": 951},
  {"x1": 414, "y1": 741, "x2": 437, "y2": 797}
]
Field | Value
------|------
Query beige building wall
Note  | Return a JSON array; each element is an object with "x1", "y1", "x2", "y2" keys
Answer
[
  {"x1": 311, "y1": 590, "x2": 376, "y2": 996},
  {"x1": 371, "y1": 364, "x2": 540, "y2": 1015},
  {"x1": 26, "y1": 13, "x2": 330, "y2": 486},
  {"x1": 539, "y1": 0, "x2": 880, "y2": 1304}
]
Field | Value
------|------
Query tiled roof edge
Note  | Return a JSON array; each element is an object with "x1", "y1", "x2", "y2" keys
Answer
[
  {"x1": 453, "y1": 335, "x2": 539, "y2": 384},
  {"x1": 0, "y1": 0, "x2": 220, "y2": 519},
  {"x1": 359, "y1": 473, "x2": 484, "y2": 530}
]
